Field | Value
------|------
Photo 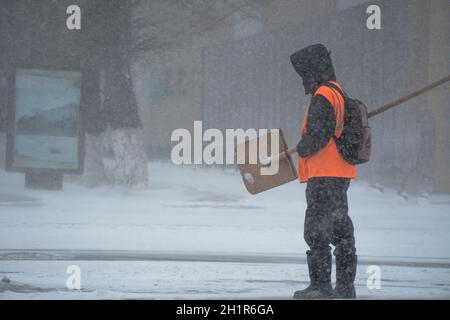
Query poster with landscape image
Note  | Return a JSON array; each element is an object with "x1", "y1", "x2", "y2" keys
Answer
[{"x1": 12, "y1": 69, "x2": 81, "y2": 170}]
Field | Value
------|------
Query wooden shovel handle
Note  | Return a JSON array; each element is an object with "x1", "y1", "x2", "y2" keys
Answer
[
  {"x1": 368, "y1": 75, "x2": 450, "y2": 118},
  {"x1": 265, "y1": 145, "x2": 297, "y2": 164},
  {"x1": 285, "y1": 145, "x2": 297, "y2": 156}
]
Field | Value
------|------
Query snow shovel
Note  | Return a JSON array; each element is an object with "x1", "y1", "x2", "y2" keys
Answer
[
  {"x1": 235, "y1": 129, "x2": 297, "y2": 195},
  {"x1": 236, "y1": 74, "x2": 449, "y2": 194}
]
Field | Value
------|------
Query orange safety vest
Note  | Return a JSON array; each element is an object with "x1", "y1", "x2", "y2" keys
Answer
[{"x1": 298, "y1": 81, "x2": 356, "y2": 183}]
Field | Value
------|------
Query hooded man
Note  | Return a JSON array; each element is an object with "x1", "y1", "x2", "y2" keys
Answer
[{"x1": 290, "y1": 43, "x2": 358, "y2": 299}]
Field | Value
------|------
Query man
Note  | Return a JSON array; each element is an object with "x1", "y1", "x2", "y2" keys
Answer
[{"x1": 290, "y1": 43, "x2": 358, "y2": 299}]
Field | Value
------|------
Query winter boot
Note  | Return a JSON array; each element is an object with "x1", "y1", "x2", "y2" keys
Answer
[
  {"x1": 293, "y1": 250, "x2": 333, "y2": 299},
  {"x1": 334, "y1": 253, "x2": 357, "y2": 299}
]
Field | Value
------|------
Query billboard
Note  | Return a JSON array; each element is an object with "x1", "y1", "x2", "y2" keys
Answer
[{"x1": 6, "y1": 68, "x2": 83, "y2": 173}]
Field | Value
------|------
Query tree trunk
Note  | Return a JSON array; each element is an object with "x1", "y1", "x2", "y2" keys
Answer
[
  {"x1": 78, "y1": 0, "x2": 111, "y2": 187},
  {"x1": 103, "y1": 0, "x2": 149, "y2": 187},
  {"x1": 79, "y1": 59, "x2": 107, "y2": 186},
  {"x1": 81, "y1": 133, "x2": 108, "y2": 187},
  {"x1": 110, "y1": 127, "x2": 148, "y2": 187}
]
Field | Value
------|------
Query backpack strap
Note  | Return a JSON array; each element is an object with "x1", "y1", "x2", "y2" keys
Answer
[
  {"x1": 322, "y1": 82, "x2": 346, "y2": 138},
  {"x1": 325, "y1": 81, "x2": 346, "y2": 100}
]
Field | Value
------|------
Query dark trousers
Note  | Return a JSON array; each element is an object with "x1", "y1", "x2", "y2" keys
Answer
[{"x1": 304, "y1": 177, "x2": 356, "y2": 257}]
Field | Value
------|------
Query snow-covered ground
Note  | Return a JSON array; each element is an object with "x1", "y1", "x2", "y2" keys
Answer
[{"x1": 0, "y1": 162, "x2": 449, "y2": 299}]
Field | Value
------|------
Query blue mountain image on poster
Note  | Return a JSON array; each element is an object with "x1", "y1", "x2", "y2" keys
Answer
[{"x1": 13, "y1": 69, "x2": 81, "y2": 170}]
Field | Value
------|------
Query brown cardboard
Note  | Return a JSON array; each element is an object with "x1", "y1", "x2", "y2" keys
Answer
[{"x1": 235, "y1": 129, "x2": 298, "y2": 194}]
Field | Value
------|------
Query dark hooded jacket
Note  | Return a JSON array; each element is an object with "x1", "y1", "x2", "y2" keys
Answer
[{"x1": 290, "y1": 43, "x2": 337, "y2": 157}]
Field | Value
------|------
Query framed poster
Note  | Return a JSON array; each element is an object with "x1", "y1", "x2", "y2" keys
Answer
[{"x1": 6, "y1": 68, "x2": 84, "y2": 174}]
